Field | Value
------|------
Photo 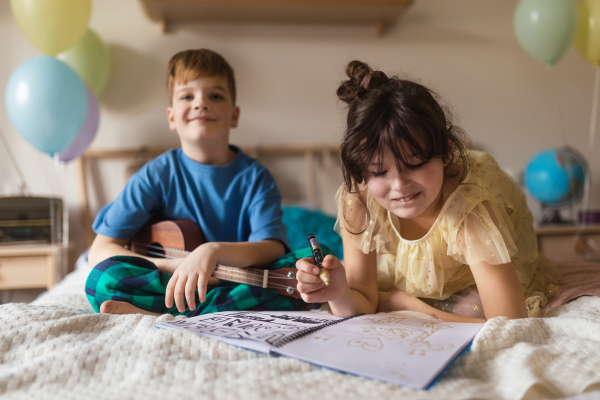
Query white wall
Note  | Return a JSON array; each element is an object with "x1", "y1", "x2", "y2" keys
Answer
[{"x1": 0, "y1": 0, "x2": 598, "y2": 259}]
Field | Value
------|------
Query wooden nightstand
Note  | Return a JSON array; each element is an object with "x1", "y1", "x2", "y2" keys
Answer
[
  {"x1": 535, "y1": 225, "x2": 600, "y2": 259},
  {"x1": 0, "y1": 245, "x2": 64, "y2": 290}
]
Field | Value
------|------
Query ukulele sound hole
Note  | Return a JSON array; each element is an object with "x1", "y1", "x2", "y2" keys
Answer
[{"x1": 149, "y1": 242, "x2": 166, "y2": 258}]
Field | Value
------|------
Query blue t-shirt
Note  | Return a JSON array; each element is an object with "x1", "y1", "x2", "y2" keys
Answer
[{"x1": 93, "y1": 146, "x2": 289, "y2": 248}]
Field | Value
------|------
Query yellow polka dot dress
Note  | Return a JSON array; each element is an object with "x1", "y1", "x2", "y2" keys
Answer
[{"x1": 335, "y1": 151, "x2": 559, "y2": 317}]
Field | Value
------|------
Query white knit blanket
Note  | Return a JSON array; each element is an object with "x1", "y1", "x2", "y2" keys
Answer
[{"x1": 0, "y1": 268, "x2": 599, "y2": 400}]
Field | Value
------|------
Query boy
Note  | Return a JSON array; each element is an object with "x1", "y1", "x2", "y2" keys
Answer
[{"x1": 87, "y1": 49, "x2": 289, "y2": 316}]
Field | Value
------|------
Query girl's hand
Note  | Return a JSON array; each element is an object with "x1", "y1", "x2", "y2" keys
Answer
[
  {"x1": 295, "y1": 255, "x2": 348, "y2": 303},
  {"x1": 165, "y1": 242, "x2": 221, "y2": 312}
]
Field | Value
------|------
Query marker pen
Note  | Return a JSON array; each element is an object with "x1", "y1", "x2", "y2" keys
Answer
[{"x1": 307, "y1": 233, "x2": 330, "y2": 286}]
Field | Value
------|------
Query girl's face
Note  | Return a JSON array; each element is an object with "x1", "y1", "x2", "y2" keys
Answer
[{"x1": 365, "y1": 146, "x2": 445, "y2": 222}]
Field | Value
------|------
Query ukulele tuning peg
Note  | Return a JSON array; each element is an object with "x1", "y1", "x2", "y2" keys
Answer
[
  {"x1": 286, "y1": 287, "x2": 295, "y2": 294},
  {"x1": 287, "y1": 272, "x2": 295, "y2": 279}
]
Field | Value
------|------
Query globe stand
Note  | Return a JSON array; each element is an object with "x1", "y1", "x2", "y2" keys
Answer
[{"x1": 540, "y1": 206, "x2": 573, "y2": 225}]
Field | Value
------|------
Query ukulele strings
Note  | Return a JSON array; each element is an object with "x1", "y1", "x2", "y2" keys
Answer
[
  {"x1": 129, "y1": 241, "x2": 300, "y2": 290},
  {"x1": 133, "y1": 244, "x2": 298, "y2": 292}
]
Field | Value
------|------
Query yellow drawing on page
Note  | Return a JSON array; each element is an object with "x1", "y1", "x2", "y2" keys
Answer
[
  {"x1": 313, "y1": 317, "x2": 455, "y2": 356},
  {"x1": 348, "y1": 337, "x2": 384, "y2": 351}
]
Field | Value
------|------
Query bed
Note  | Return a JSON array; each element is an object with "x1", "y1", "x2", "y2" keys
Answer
[{"x1": 1, "y1": 145, "x2": 600, "y2": 400}]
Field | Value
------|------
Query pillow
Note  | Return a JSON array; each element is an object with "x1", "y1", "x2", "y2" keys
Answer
[{"x1": 281, "y1": 206, "x2": 344, "y2": 260}]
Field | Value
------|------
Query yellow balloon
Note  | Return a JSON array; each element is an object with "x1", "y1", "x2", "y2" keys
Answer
[
  {"x1": 574, "y1": 0, "x2": 600, "y2": 67},
  {"x1": 11, "y1": 0, "x2": 92, "y2": 56}
]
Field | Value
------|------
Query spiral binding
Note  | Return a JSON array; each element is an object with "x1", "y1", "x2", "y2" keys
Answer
[{"x1": 272, "y1": 313, "x2": 365, "y2": 348}]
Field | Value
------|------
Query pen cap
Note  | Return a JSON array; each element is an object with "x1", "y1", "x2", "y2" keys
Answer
[{"x1": 307, "y1": 233, "x2": 324, "y2": 266}]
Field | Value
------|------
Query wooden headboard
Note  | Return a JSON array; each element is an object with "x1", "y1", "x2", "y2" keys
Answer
[{"x1": 75, "y1": 144, "x2": 342, "y2": 248}]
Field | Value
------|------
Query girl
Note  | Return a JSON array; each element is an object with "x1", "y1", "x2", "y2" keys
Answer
[{"x1": 296, "y1": 61, "x2": 558, "y2": 323}]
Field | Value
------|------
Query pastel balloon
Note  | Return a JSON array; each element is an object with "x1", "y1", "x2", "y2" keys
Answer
[
  {"x1": 58, "y1": 29, "x2": 111, "y2": 96},
  {"x1": 10, "y1": 0, "x2": 92, "y2": 56},
  {"x1": 58, "y1": 88, "x2": 99, "y2": 162},
  {"x1": 574, "y1": 0, "x2": 600, "y2": 67},
  {"x1": 5, "y1": 56, "x2": 88, "y2": 155},
  {"x1": 513, "y1": 0, "x2": 578, "y2": 66}
]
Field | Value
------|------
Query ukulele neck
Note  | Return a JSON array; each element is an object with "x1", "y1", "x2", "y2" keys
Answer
[
  {"x1": 163, "y1": 247, "x2": 265, "y2": 287},
  {"x1": 164, "y1": 247, "x2": 190, "y2": 259}
]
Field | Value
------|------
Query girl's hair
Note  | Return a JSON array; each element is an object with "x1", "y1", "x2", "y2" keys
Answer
[{"x1": 337, "y1": 60, "x2": 470, "y2": 233}]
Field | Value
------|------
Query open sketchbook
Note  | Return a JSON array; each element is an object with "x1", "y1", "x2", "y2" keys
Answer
[{"x1": 155, "y1": 311, "x2": 483, "y2": 390}]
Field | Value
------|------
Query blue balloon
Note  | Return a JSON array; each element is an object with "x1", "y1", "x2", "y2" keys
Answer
[{"x1": 5, "y1": 56, "x2": 88, "y2": 155}]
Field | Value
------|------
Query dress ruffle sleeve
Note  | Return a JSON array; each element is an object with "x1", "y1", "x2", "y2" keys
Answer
[
  {"x1": 334, "y1": 184, "x2": 392, "y2": 254},
  {"x1": 443, "y1": 184, "x2": 519, "y2": 267}
]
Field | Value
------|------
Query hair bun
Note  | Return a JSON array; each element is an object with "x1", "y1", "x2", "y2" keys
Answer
[{"x1": 337, "y1": 60, "x2": 388, "y2": 104}]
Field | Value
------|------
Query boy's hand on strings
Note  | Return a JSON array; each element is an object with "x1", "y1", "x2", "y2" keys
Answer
[
  {"x1": 295, "y1": 255, "x2": 347, "y2": 303},
  {"x1": 165, "y1": 242, "x2": 221, "y2": 313}
]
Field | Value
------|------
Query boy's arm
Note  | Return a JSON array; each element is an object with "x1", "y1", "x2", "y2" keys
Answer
[
  {"x1": 202, "y1": 239, "x2": 286, "y2": 268},
  {"x1": 165, "y1": 239, "x2": 286, "y2": 313},
  {"x1": 88, "y1": 234, "x2": 182, "y2": 272}
]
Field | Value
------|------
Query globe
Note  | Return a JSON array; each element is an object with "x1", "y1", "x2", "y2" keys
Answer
[{"x1": 524, "y1": 147, "x2": 587, "y2": 223}]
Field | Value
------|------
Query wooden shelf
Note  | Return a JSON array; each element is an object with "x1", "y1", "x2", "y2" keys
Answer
[
  {"x1": 138, "y1": 0, "x2": 414, "y2": 34},
  {"x1": 535, "y1": 224, "x2": 600, "y2": 237}
]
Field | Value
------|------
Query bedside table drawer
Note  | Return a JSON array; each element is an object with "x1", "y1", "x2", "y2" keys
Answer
[{"x1": 0, "y1": 255, "x2": 49, "y2": 289}]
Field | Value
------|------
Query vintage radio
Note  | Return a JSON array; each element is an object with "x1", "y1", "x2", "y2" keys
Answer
[{"x1": 0, "y1": 196, "x2": 63, "y2": 244}]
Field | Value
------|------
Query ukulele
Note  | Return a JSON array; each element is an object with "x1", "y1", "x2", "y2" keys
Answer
[{"x1": 129, "y1": 220, "x2": 302, "y2": 299}]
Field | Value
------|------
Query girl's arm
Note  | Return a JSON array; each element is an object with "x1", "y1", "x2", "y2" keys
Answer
[
  {"x1": 378, "y1": 291, "x2": 487, "y2": 323},
  {"x1": 378, "y1": 261, "x2": 526, "y2": 323},
  {"x1": 469, "y1": 260, "x2": 527, "y2": 319},
  {"x1": 296, "y1": 228, "x2": 379, "y2": 317}
]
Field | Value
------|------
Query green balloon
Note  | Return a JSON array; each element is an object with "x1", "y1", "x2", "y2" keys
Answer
[
  {"x1": 514, "y1": 0, "x2": 578, "y2": 66},
  {"x1": 57, "y1": 29, "x2": 111, "y2": 96}
]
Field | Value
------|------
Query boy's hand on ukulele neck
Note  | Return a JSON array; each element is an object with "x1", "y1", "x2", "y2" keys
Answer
[
  {"x1": 165, "y1": 242, "x2": 221, "y2": 313},
  {"x1": 153, "y1": 257, "x2": 184, "y2": 274},
  {"x1": 295, "y1": 255, "x2": 347, "y2": 304}
]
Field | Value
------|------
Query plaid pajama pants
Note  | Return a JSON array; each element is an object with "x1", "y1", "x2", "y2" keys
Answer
[{"x1": 85, "y1": 245, "x2": 334, "y2": 317}]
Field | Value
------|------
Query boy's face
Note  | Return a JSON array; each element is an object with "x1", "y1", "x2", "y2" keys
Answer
[{"x1": 167, "y1": 75, "x2": 239, "y2": 146}]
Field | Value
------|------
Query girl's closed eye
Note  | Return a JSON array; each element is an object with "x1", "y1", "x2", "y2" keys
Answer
[
  {"x1": 180, "y1": 94, "x2": 193, "y2": 101},
  {"x1": 370, "y1": 170, "x2": 387, "y2": 177},
  {"x1": 406, "y1": 160, "x2": 428, "y2": 170}
]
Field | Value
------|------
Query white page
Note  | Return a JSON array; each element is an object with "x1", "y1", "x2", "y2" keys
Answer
[
  {"x1": 274, "y1": 314, "x2": 483, "y2": 390},
  {"x1": 155, "y1": 310, "x2": 341, "y2": 353}
]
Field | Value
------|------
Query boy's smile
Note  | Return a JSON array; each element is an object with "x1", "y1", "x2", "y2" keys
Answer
[
  {"x1": 167, "y1": 75, "x2": 240, "y2": 164},
  {"x1": 188, "y1": 115, "x2": 216, "y2": 122}
]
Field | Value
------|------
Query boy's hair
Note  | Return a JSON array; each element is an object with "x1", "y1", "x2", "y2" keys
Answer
[
  {"x1": 337, "y1": 60, "x2": 470, "y2": 233},
  {"x1": 167, "y1": 49, "x2": 237, "y2": 105}
]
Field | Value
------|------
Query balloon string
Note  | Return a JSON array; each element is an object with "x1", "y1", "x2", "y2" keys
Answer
[
  {"x1": 576, "y1": 66, "x2": 600, "y2": 260},
  {"x1": 580, "y1": 66, "x2": 600, "y2": 232},
  {"x1": 588, "y1": 66, "x2": 600, "y2": 163},
  {"x1": 552, "y1": 74, "x2": 568, "y2": 147},
  {"x1": 0, "y1": 125, "x2": 30, "y2": 194}
]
